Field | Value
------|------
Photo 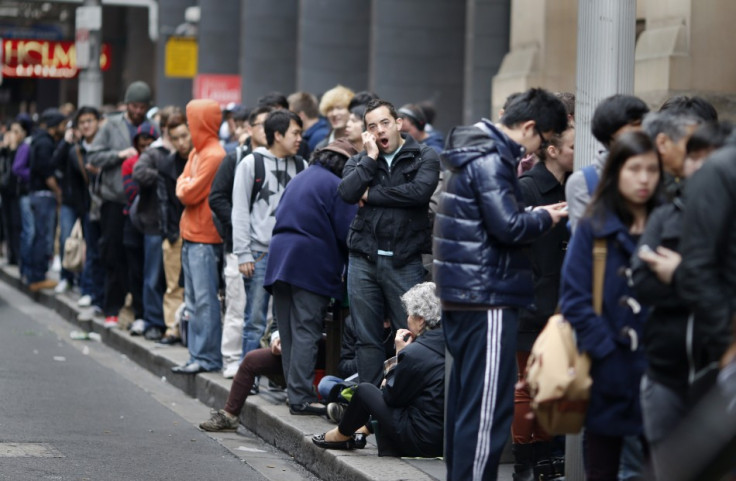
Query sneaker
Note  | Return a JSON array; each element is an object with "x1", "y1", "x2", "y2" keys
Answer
[
  {"x1": 54, "y1": 279, "x2": 70, "y2": 294},
  {"x1": 29, "y1": 279, "x2": 58, "y2": 292},
  {"x1": 130, "y1": 319, "x2": 146, "y2": 336},
  {"x1": 143, "y1": 326, "x2": 164, "y2": 341},
  {"x1": 77, "y1": 294, "x2": 92, "y2": 307},
  {"x1": 327, "y1": 402, "x2": 346, "y2": 424},
  {"x1": 199, "y1": 409, "x2": 239, "y2": 432},
  {"x1": 104, "y1": 316, "x2": 118, "y2": 328},
  {"x1": 223, "y1": 362, "x2": 240, "y2": 379}
]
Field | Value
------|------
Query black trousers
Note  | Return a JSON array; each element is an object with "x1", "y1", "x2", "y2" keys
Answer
[
  {"x1": 338, "y1": 382, "x2": 402, "y2": 456},
  {"x1": 122, "y1": 216, "x2": 144, "y2": 319},
  {"x1": 99, "y1": 201, "x2": 128, "y2": 317},
  {"x1": 0, "y1": 193, "x2": 20, "y2": 264}
]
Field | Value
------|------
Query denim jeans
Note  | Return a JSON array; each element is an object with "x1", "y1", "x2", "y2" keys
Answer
[
  {"x1": 347, "y1": 254, "x2": 426, "y2": 386},
  {"x1": 182, "y1": 241, "x2": 223, "y2": 371},
  {"x1": 18, "y1": 195, "x2": 34, "y2": 281},
  {"x1": 27, "y1": 193, "x2": 57, "y2": 283},
  {"x1": 317, "y1": 375, "x2": 344, "y2": 400},
  {"x1": 58, "y1": 204, "x2": 80, "y2": 284},
  {"x1": 640, "y1": 375, "x2": 687, "y2": 480},
  {"x1": 80, "y1": 218, "x2": 104, "y2": 307},
  {"x1": 241, "y1": 250, "x2": 271, "y2": 358},
  {"x1": 142, "y1": 234, "x2": 165, "y2": 329}
]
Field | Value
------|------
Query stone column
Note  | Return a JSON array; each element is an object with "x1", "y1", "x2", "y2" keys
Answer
[
  {"x1": 239, "y1": 0, "x2": 298, "y2": 107},
  {"x1": 491, "y1": 0, "x2": 578, "y2": 119},
  {"x1": 155, "y1": 0, "x2": 196, "y2": 109},
  {"x1": 369, "y1": 0, "x2": 466, "y2": 133},
  {"x1": 573, "y1": 0, "x2": 636, "y2": 171},
  {"x1": 635, "y1": 0, "x2": 736, "y2": 121},
  {"x1": 297, "y1": 0, "x2": 370, "y2": 95},
  {"x1": 198, "y1": 0, "x2": 240, "y2": 74},
  {"x1": 463, "y1": 0, "x2": 511, "y2": 124}
]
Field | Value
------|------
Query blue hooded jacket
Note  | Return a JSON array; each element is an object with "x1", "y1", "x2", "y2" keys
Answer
[{"x1": 433, "y1": 120, "x2": 552, "y2": 308}]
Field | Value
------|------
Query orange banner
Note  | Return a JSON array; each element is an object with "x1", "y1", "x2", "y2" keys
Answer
[{"x1": 2, "y1": 39, "x2": 111, "y2": 79}]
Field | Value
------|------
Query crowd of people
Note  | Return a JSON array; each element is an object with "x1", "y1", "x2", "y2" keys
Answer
[{"x1": 0, "y1": 79, "x2": 734, "y2": 481}]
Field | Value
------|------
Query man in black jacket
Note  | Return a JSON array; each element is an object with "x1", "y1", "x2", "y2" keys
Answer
[
  {"x1": 338, "y1": 99, "x2": 440, "y2": 387},
  {"x1": 28, "y1": 109, "x2": 66, "y2": 291}
]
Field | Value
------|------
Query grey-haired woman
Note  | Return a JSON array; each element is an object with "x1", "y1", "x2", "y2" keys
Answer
[{"x1": 312, "y1": 282, "x2": 445, "y2": 457}]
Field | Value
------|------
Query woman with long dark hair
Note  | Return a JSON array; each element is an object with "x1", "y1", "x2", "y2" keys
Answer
[{"x1": 559, "y1": 131, "x2": 662, "y2": 481}]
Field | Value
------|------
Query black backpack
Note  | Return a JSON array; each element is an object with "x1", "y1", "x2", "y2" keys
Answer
[{"x1": 249, "y1": 152, "x2": 304, "y2": 211}]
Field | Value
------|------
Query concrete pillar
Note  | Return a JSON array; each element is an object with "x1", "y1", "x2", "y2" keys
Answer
[
  {"x1": 491, "y1": 0, "x2": 578, "y2": 119},
  {"x1": 369, "y1": 0, "x2": 466, "y2": 133},
  {"x1": 198, "y1": 0, "x2": 240, "y2": 74},
  {"x1": 463, "y1": 0, "x2": 511, "y2": 124},
  {"x1": 155, "y1": 0, "x2": 196, "y2": 110},
  {"x1": 297, "y1": 0, "x2": 370, "y2": 95},
  {"x1": 240, "y1": 0, "x2": 298, "y2": 108},
  {"x1": 635, "y1": 0, "x2": 736, "y2": 121},
  {"x1": 123, "y1": 7, "x2": 156, "y2": 97},
  {"x1": 573, "y1": 0, "x2": 636, "y2": 171}
]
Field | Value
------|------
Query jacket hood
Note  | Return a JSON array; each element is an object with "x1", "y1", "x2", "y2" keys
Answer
[
  {"x1": 441, "y1": 119, "x2": 522, "y2": 171},
  {"x1": 186, "y1": 99, "x2": 222, "y2": 152}
]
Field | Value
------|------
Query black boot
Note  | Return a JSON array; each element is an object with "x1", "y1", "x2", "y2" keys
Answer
[{"x1": 512, "y1": 443, "x2": 535, "y2": 481}]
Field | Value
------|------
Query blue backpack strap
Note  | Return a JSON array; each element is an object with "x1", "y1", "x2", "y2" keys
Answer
[{"x1": 582, "y1": 165, "x2": 599, "y2": 196}]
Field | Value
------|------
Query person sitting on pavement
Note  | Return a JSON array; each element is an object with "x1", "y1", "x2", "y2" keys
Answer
[
  {"x1": 199, "y1": 331, "x2": 286, "y2": 432},
  {"x1": 312, "y1": 282, "x2": 444, "y2": 457}
]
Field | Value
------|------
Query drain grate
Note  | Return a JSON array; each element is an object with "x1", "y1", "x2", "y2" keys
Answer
[{"x1": 0, "y1": 443, "x2": 64, "y2": 457}]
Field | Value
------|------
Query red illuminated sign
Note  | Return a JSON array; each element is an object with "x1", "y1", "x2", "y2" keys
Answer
[
  {"x1": 193, "y1": 74, "x2": 242, "y2": 108},
  {"x1": 2, "y1": 39, "x2": 111, "y2": 79}
]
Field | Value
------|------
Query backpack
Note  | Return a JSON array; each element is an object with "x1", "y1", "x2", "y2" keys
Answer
[{"x1": 249, "y1": 152, "x2": 304, "y2": 212}]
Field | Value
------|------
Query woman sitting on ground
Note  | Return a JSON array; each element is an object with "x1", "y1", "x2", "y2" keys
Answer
[{"x1": 312, "y1": 282, "x2": 444, "y2": 457}]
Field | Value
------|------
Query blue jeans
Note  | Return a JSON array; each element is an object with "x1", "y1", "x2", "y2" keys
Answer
[
  {"x1": 58, "y1": 204, "x2": 79, "y2": 284},
  {"x1": 182, "y1": 241, "x2": 223, "y2": 371},
  {"x1": 241, "y1": 250, "x2": 271, "y2": 357},
  {"x1": 142, "y1": 234, "x2": 165, "y2": 329},
  {"x1": 347, "y1": 254, "x2": 426, "y2": 386},
  {"x1": 81, "y1": 218, "x2": 104, "y2": 307},
  {"x1": 18, "y1": 195, "x2": 34, "y2": 281},
  {"x1": 318, "y1": 375, "x2": 344, "y2": 400},
  {"x1": 27, "y1": 193, "x2": 57, "y2": 283}
]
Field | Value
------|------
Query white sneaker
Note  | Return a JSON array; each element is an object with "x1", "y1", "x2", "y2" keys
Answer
[
  {"x1": 130, "y1": 319, "x2": 146, "y2": 336},
  {"x1": 223, "y1": 362, "x2": 240, "y2": 379},
  {"x1": 77, "y1": 294, "x2": 92, "y2": 307},
  {"x1": 54, "y1": 279, "x2": 70, "y2": 294}
]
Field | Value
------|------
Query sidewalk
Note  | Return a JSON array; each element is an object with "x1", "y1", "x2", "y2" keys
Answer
[{"x1": 0, "y1": 263, "x2": 455, "y2": 481}]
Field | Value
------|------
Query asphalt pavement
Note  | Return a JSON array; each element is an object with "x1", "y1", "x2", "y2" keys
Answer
[{"x1": 0, "y1": 281, "x2": 320, "y2": 481}]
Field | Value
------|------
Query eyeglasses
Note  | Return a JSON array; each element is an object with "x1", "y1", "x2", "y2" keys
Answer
[
  {"x1": 251, "y1": 122, "x2": 264, "y2": 128},
  {"x1": 534, "y1": 124, "x2": 549, "y2": 149}
]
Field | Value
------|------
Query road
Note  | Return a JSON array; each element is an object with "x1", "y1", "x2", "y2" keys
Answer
[{"x1": 0, "y1": 281, "x2": 320, "y2": 481}]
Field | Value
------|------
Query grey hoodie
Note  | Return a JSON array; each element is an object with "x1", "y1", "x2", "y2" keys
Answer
[
  {"x1": 231, "y1": 147, "x2": 307, "y2": 264},
  {"x1": 565, "y1": 148, "x2": 607, "y2": 232}
]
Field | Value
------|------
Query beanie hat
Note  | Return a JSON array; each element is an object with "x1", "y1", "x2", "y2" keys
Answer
[
  {"x1": 124, "y1": 81, "x2": 152, "y2": 104},
  {"x1": 133, "y1": 121, "x2": 159, "y2": 141},
  {"x1": 40, "y1": 108, "x2": 67, "y2": 128},
  {"x1": 319, "y1": 138, "x2": 359, "y2": 159}
]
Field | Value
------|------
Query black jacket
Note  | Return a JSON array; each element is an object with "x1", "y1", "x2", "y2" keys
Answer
[
  {"x1": 29, "y1": 130, "x2": 58, "y2": 192},
  {"x1": 209, "y1": 144, "x2": 250, "y2": 253},
  {"x1": 0, "y1": 146, "x2": 18, "y2": 196},
  {"x1": 53, "y1": 140, "x2": 90, "y2": 216},
  {"x1": 133, "y1": 145, "x2": 170, "y2": 235},
  {"x1": 157, "y1": 151, "x2": 187, "y2": 243},
  {"x1": 517, "y1": 162, "x2": 569, "y2": 350},
  {"x1": 383, "y1": 327, "x2": 445, "y2": 458},
  {"x1": 674, "y1": 148, "x2": 736, "y2": 373},
  {"x1": 338, "y1": 135, "x2": 440, "y2": 267},
  {"x1": 433, "y1": 120, "x2": 552, "y2": 308},
  {"x1": 631, "y1": 198, "x2": 700, "y2": 392}
]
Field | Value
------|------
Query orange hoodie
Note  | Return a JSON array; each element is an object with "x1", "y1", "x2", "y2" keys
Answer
[{"x1": 176, "y1": 99, "x2": 224, "y2": 244}]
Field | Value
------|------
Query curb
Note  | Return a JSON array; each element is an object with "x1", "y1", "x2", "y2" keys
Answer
[{"x1": 0, "y1": 265, "x2": 444, "y2": 481}]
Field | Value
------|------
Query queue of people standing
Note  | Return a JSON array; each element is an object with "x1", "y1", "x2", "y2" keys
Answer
[{"x1": 0, "y1": 79, "x2": 734, "y2": 481}]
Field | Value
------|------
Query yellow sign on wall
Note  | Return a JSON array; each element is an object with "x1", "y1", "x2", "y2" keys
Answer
[{"x1": 165, "y1": 37, "x2": 197, "y2": 78}]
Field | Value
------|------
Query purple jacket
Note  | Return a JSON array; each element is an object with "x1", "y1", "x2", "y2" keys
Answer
[{"x1": 11, "y1": 142, "x2": 31, "y2": 184}]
